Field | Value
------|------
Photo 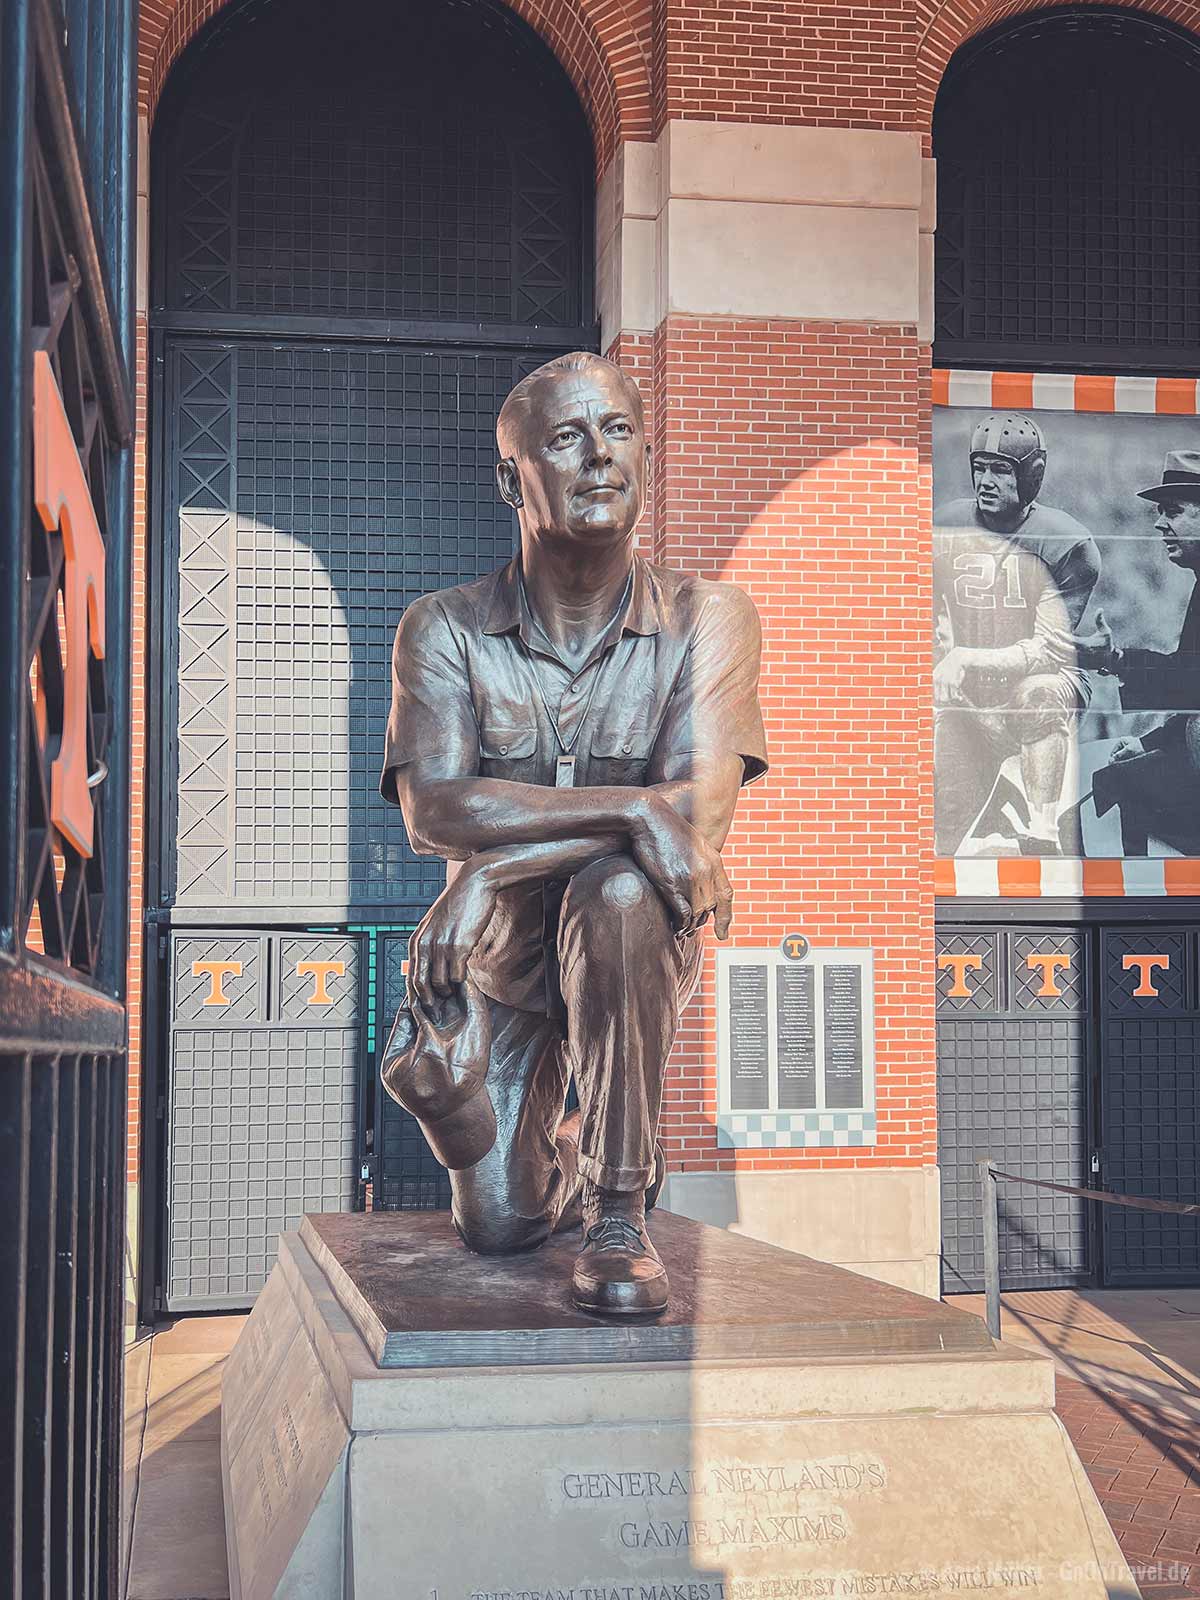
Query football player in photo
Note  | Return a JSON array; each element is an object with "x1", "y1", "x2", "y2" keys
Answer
[{"x1": 934, "y1": 413, "x2": 1103, "y2": 856}]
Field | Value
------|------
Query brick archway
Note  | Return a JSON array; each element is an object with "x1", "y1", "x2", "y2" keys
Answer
[
  {"x1": 912, "y1": 0, "x2": 1200, "y2": 142},
  {"x1": 139, "y1": 0, "x2": 652, "y2": 170}
]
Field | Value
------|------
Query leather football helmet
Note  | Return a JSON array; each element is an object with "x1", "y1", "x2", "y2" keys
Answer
[{"x1": 970, "y1": 412, "x2": 1047, "y2": 506}]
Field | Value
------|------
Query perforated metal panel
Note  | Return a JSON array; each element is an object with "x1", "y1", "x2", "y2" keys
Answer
[
  {"x1": 165, "y1": 932, "x2": 361, "y2": 1309},
  {"x1": 1101, "y1": 929, "x2": 1200, "y2": 1286},
  {"x1": 934, "y1": 11, "x2": 1200, "y2": 372},
  {"x1": 166, "y1": 342, "x2": 546, "y2": 916},
  {"x1": 937, "y1": 926, "x2": 1092, "y2": 1292}
]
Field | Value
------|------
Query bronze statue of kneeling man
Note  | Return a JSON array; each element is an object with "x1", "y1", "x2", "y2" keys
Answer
[{"x1": 379, "y1": 352, "x2": 767, "y2": 1317}]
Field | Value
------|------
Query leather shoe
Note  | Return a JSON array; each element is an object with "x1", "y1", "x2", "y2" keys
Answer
[{"x1": 571, "y1": 1184, "x2": 668, "y2": 1317}]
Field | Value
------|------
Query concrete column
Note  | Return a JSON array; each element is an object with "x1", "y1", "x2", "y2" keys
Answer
[{"x1": 597, "y1": 120, "x2": 931, "y2": 344}]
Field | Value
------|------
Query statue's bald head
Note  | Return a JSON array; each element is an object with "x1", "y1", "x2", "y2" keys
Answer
[{"x1": 496, "y1": 352, "x2": 645, "y2": 458}]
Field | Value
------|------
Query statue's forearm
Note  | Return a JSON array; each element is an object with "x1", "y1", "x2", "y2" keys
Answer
[
  {"x1": 467, "y1": 833, "x2": 628, "y2": 891},
  {"x1": 402, "y1": 775, "x2": 660, "y2": 859},
  {"x1": 401, "y1": 765, "x2": 737, "y2": 862}
]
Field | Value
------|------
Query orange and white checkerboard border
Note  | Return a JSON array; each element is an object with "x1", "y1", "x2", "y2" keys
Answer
[
  {"x1": 934, "y1": 367, "x2": 1200, "y2": 896},
  {"x1": 933, "y1": 368, "x2": 1200, "y2": 416},
  {"x1": 934, "y1": 857, "x2": 1200, "y2": 898}
]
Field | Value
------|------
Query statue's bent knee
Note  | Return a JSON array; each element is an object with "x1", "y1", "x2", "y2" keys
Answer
[
  {"x1": 562, "y1": 854, "x2": 659, "y2": 928},
  {"x1": 454, "y1": 1210, "x2": 550, "y2": 1256}
]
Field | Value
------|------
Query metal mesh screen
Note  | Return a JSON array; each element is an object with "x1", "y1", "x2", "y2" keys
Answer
[
  {"x1": 159, "y1": 0, "x2": 590, "y2": 326},
  {"x1": 167, "y1": 342, "x2": 555, "y2": 916},
  {"x1": 934, "y1": 11, "x2": 1200, "y2": 371}
]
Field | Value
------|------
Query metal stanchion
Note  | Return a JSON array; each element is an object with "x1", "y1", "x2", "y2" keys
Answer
[{"x1": 979, "y1": 1157, "x2": 1001, "y2": 1341}]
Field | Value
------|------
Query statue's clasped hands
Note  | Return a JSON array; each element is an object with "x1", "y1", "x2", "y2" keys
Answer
[
  {"x1": 405, "y1": 790, "x2": 732, "y2": 1008},
  {"x1": 627, "y1": 791, "x2": 734, "y2": 941}
]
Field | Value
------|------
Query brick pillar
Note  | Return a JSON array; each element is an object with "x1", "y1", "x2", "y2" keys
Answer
[{"x1": 600, "y1": 105, "x2": 942, "y2": 1294}]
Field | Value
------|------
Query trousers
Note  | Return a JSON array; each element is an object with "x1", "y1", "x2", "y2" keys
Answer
[{"x1": 450, "y1": 852, "x2": 702, "y2": 1254}]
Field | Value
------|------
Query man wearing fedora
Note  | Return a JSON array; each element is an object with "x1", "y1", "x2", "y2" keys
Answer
[
  {"x1": 1092, "y1": 449, "x2": 1200, "y2": 710},
  {"x1": 1090, "y1": 449, "x2": 1200, "y2": 854}
]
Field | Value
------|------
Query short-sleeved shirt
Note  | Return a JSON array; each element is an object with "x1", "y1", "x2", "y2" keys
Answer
[{"x1": 381, "y1": 554, "x2": 768, "y2": 1012}]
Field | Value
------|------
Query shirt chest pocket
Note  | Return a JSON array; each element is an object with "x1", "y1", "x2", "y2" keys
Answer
[
  {"x1": 479, "y1": 723, "x2": 539, "y2": 781},
  {"x1": 588, "y1": 724, "x2": 655, "y2": 786}
]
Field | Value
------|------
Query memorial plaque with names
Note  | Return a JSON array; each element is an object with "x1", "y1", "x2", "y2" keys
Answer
[
  {"x1": 776, "y1": 965, "x2": 817, "y2": 1110},
  {"x1": 716, "y1": 945, "x2": 875, "y2": 1148},
  {"x1": 727, "y1": 963, "x2": 770, "y2": 1111},
  {"x1": 823, "y1": 963, "x2": 864, "y2": 1110}
]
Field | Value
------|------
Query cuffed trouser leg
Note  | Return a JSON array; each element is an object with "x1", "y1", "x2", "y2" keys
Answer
[{"x1": 557, "y1": 853, "x2": 700, "y2": 1194}]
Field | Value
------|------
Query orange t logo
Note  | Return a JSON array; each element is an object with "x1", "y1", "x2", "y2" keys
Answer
[
  {"x1": 32, "y1": 351, "x2": 106, "y2": 858},
  {"x1": 192, "y1": 959, "x2": 243, "y2": 1006},
  {"x1": 938, "y1": 952, "x2": 983, "y2": 998},
  {"x1": 1122, "y1": 953, "x2": 1169, "y2": 998},
  {"x1": 296, "y1": 960, "x2": 346, "y2": 1006},
  {"x1": 1025, "y1": 952, "x2": 1072, "y2": 997}
]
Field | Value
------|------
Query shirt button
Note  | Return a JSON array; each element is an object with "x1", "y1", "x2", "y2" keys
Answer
[
  {"x1": 499, "y1": 743, "x2": 509, "y2": 755},
  {"x1": 622, "y1": 741, "x2": 632, "y2": 754}
]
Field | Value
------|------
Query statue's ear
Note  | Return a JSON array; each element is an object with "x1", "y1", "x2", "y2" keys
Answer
[{"x1": 496, "y1": 457, "x2": 523, "y2": 509}]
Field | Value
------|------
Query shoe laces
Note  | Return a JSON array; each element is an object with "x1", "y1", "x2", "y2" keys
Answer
[{"x1": 584, "y1": 1214, "x2": 645, "y2": 1254}]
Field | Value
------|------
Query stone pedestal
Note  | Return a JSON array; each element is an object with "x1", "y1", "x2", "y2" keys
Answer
[{"x1": 221, "y1": 1212, "x2": 1138, "y2": 1600}]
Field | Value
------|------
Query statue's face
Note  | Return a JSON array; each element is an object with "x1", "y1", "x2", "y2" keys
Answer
[{"x1": 506, "y1": 366, "x2": 647, "y2": 545}]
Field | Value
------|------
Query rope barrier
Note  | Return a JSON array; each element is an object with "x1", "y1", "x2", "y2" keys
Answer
[{"x1": 990, "y1": 1168, "x2": 1200, "y2": 1217}]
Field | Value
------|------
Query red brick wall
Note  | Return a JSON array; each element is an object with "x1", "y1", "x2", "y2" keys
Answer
[
  {"x1": 652, "y1": 2, "x2": 924, "y2": 135},
  {"x1": 646, "y1": 316, "x2": 936, "y2": 1172},
  {"x1": 648, "y1": 0, "x2": 1200, "y2": 148}
]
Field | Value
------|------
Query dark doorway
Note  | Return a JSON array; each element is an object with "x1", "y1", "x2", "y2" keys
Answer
[
  {"x1": 147, "y1": 0, "x2": 597, "y2": 1310},
  {"x1": 934, "y1": 8, "x2": 1200, "y2": 375}
]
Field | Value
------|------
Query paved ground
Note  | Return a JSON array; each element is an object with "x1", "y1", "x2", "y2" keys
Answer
[
  {"x1": 947, "y1": 1287, "x2": 1200, "y2": 1598},
  {"x1": 123, "y1": 1313, "x2": 245, "y2": 1600},
  {"x1": 122, "y1": 1287, "x2": 1200, "y2": 1599}
]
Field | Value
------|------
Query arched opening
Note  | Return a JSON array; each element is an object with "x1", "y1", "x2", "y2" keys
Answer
[
  {"x1": 146, "y1": 0, "x2": 597, "y2": 1310},
  {"x1": 932, "y1": 9, "x2": 1200, "y2": 1297},
  {"x1": 934, "y1": 6, "x2": 1200, "y2": 373}
]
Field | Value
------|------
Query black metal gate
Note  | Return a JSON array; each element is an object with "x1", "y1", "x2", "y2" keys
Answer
[
  {"x1": 0, "y1": 0, "x2": 136, "y2": 1592},
  {"x1": 1100, "y1": 925, "x2": 1200, "y2": 1285},
  {"x1": 936, "y1": 925, "x2": 1095, "y2": 1292},
  {"x1": 938, "y1": 916, "x2": 1200, "y2": 1291},
  {"x1": 146, "y1": 0, "x2": 597, "y2": 1310}
]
